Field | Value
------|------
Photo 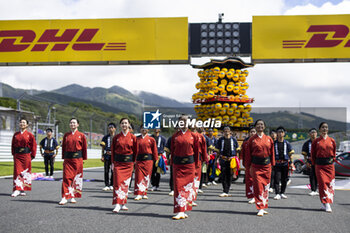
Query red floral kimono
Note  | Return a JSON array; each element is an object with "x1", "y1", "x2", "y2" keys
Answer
[
  {"x1": 61, "y1": 130, "x2": 87, "y2": 199},
  {"x1": 246, "y1": 134, "x2": 275, "y2": 210},
  {"x1": 12, "y1": 130, "x2": 37, "y2": 192},
  {"x1": 241, "y1": 138, "x2": 254, "y2": 199},
  {"x1": 193, "y1": 132, "x2": 207, "y2": 201},
  {"x1": 171, "y1": 130, "x2": 199, "y2": 213},
  {"x1": 134, "y1": 135, "x2": 158, "y2": 196},
  {"x1": 311, "y1": 136, "x2": 336, "y2": 204},
  {"x1": 112, "y1": 131, "x2": 138, "y2": 205}
]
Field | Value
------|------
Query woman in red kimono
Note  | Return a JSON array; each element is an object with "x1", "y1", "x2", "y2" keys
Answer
[
  {"x1": 240, "y1": 126, "x2": 256, "y2": 204},
  {"x1": 192, "y1": 127, "x2": 207, "y2": 207},
  {"x1": 246, "y1": 119, "x2": 275, "y2": 216},
  {"x1": 170, "y1": 115, "x2": 199, "y2": 220},
  {"x1": 11, "y1": 118, "x2": 37, "y2": 197},
  {"x1": 134, "y1": 125, "x2": 158, "y2": 200},
  {"x1": 112, "y1": 118, "x2": 138, "y2": 213},
  {"x1": 59, "y1": 118, "x2": 87, "y2": 205},
  {"x1": 311, "y1": 122, "x2": 336, "y2": 213}
]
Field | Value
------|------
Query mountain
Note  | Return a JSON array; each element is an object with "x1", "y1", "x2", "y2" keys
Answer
[
  {"x1": 251, "y1": 111, "x2": 348, "y2": 132},
  {"x1": 2, "y1": 82, "x2": 347, "y2": 132},
  {"x1": 35, "y1": 92, "x2": 131, "y2": 114},
  {"x1": 53, "y1": 84, "x2": 143, "y2": 114},
  {"x1": 0, "y1": 82, "x2": 193, "y2": 115},
  {"x1": 0, "y1": 82, "x2": 43, "y2": 99},
  {"x1": 134, "y1": 90, "x2": 193, "y2": 108},
  {"x1": 53, "y1": 84, "x2": 193, "y2": 114}
]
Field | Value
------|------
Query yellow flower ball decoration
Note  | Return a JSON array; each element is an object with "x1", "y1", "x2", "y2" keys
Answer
[
  {"x1": 223, "y1": 103, "x2": 230, "y2": 109},
  {"x1": 221, "y1": 79, "x2": 227, "y2": 86},
  {"x1": 213, "y1": 67, "x2": 220, "y2": 74},
  {"x1": 239, "y1": 75, "x2": 246, "y2": 83},
  {"x1": 218, "y1": 84, "x2": 225, "y2": 92},
  {"x1": 227, "y1": 108, "x2": 234, "y2": 115},
  {"x1": 208, "y1": 91, "x2": 215, "y2": 98},
  {"x1": 215, "y1": 102, "x2": 222, "y2": 110},
  {"x1": 226, "y1": 84, "x2": 234, "y2": 92},
  {"x1": 220, "y1": 108, "x2": 227, "y2": 115},
  {"x1": 234, "y1": 110, "x2": 241, "y2": 117},
  {"x1": 218, "y1": 71, "x2": 226, "y2": 79},
  {"x1": 226, "y1": 71, "x2": 234, "y2": 79},
  {"x1": 247, "y1": 117, "x2": 253, "y2": 124},
  {"x1": 245, "y1": 104, "x2": 252, "y2": 111},
  {"x1": 232, "y1": 74, "x2": 239, "y2": 82},
  {"x1": 198, "y1": 70, "x2": 204, "y2": 78},
  {"x1": 230, "y1": 116, "x2": 237, "y2": 123},
  {"x1": 233, "y1": 86, "x2": 240, "y2": 94},
  {"x1": 220, "y1": 90, "x2": 227, "y2": 96},
  {"x1": 223, "y1": 115, "x2": 230, "y2": 123},
  {"x1": 216, "y1": 116, "x2": 222, "y2": 122},
  {"x1": 193, "y1": 66, "x2": 253, "y2": 131}
]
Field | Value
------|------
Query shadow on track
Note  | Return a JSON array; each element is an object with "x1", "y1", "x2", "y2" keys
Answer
[
  {"x1": 192, "y1": 209, "x2": 256, "y2": 216},
  {"x1": 268, "y1": 206, "x2": 321, "y2": 212},
  {"x1": 12, "y1": 199, "x2": 59, "y2": 204}
]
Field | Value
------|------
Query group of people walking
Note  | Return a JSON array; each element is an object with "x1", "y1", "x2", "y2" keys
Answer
[{"x1": 10, "y1": 116, "x2": 337, "y2": 219}]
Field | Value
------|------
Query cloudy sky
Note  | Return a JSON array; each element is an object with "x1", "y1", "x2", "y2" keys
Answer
[{"x1": 0, "y1": 0, "x2": 349, "y2": 122}]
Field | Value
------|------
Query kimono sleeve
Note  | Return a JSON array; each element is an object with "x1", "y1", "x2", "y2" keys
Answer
[
  {"x1": 151, "y1": 137, "x2": 159, "y2": 161},
  {"x1": 111, "y1": 135, "x2": 116, "y2": 163},
  {"x1": 30, "y1": 133, "x2": 37, "y2": 158},
  {"x1": 311, "y1": 139, "x2": 317, "y2": 166},
  {"x1": 193, "y1": 133, "x2": 200, "y2": 167},
  {"x1": 240, "y1": 141, "x2": 246, "y2": 165},
  {"x1": 170, "y1": 135, "x2": 176, "y2": 165},
  {"x1": 61, "y1": 134, "x2": 67, "y2": 159},
  {"x1": 132, "y1": 134, "x2": 138, "y2": 162},
  {"x1": 245, "y1": 137, "x2": 252, "y2": 167},
  {"x1": 269, "y1": 137, "x2": 275, "y2": 166},
  {"x1": 11, "y1": 133, "x2": 15, "y2": 156},
  {"x1": 201, "y1": 134, "x2": 208, "y2": 163},
  {"x1": 331, "y1": 138, "x2": 337, "y2": 159},
  {"x1": 82, "y1": 133, "x2": 88, "y2": 160}
]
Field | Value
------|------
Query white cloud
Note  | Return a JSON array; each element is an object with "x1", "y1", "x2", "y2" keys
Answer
[
  {"x1": 0, "y1": 0, "x2": 350, "y2": 123},
  {"x1": 284, "y1": 0, "x2": 350, "y2": 15}
]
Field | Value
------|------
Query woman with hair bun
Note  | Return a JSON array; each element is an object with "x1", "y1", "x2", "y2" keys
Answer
[
  {"x1": 170, "y1": 115, "x2": 199, "y2": 220},
  {"x1": 59, "y1": 118, "x2": 87, "y2": 205},
  {"x1": 11, "y1": 118, "x2": 37, "y2": 197},
  {"x1": 246, "y1": 119, "x2": 275, "y2": 216},
  {"x1": 311, "y1": 122, "x2": 336, "y2": 213},
  {"x1": 111, "y1": 118, "x2": 138, "y2": 213},
  {"x1": 134, "y1": 125, "x2": 158, "y2": 201}
]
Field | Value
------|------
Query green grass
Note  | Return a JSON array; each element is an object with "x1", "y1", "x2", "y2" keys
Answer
[{"x1": 0, "y1": 159, "x2": 104, "y2": 176}]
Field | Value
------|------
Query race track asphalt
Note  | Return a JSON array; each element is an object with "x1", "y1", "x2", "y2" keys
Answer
[{"x1": 0, "y1": 167, "x2": 349, "y2": 233}]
